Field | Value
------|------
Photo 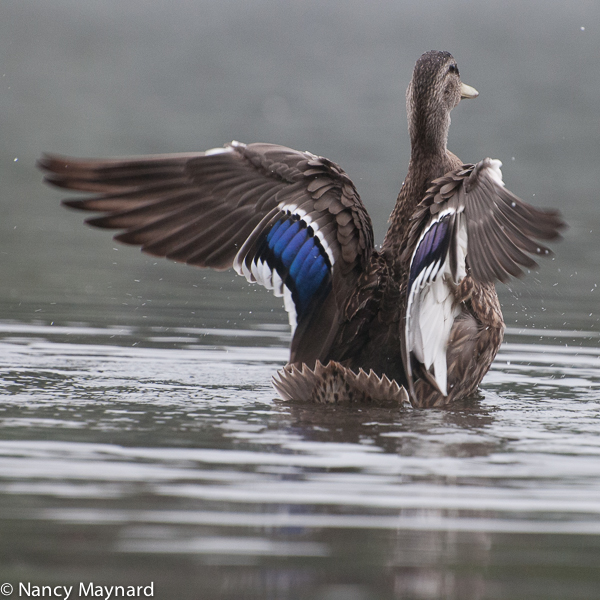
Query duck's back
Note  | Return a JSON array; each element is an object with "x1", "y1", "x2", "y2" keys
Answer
[{"x1": 322, "y1": 148, "x2": 478, "y2": 399}]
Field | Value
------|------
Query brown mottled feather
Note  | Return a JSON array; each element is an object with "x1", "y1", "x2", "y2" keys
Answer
[
  {"x1": 404, "y1": 160, "x2": 565, "y2": 284},
  {"x1": 273, "y1": 360, "x2": 408, "y2": 406},
  {"x1": 40, "y1": 142, "x2": 375, "y2": 367}
]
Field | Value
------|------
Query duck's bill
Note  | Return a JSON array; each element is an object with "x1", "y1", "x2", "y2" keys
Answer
[{"x1": 460, "y1": 83, "x2": 479, "y2": 99}]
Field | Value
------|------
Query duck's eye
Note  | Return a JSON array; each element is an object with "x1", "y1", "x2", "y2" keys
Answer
[{"x1": 448, "y1": 64, "x2": 459, "y2": 75}]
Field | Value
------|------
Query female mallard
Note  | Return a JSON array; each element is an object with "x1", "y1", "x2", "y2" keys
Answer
[{"x1": 39, "y1": 51, "x2": 565, "y2": 407}]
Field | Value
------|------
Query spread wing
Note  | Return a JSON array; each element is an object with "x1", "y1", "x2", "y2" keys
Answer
[
  {"x1": 403, "y1": 158, "x2": 565, "y2": 397},
  {"x1": 39, "y1": 141, "x2": 374, "y2": 363}
]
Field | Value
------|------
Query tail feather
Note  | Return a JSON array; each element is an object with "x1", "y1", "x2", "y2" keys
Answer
[{"x1": 273, "y1": 360, "x2": 409, "y2": 406}]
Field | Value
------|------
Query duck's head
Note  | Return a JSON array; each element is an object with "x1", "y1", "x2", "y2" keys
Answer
[{"x1": 406, "y1": 51, "x2": 478, "y2": 156}]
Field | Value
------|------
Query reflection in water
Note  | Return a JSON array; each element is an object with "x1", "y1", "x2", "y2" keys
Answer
[
  {"x1": 276, "y1": 396, "x2": 497, "y2": 457},
  {"x1": 0, "y1": 321, "x2": 599, "y2": 598}
]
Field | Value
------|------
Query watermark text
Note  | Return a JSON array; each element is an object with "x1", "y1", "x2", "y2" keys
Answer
[{"x1": 0, "y1": 582, "x2": 155, "y2": 599}]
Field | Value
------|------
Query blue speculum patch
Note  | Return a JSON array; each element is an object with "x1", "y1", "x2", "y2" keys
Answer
[
  {"x1": 409, "y1": 215, "x2": 451, "y2": 290},
  {"x1": 263, "y1": 213, "x2": 331, "y2": 319}
]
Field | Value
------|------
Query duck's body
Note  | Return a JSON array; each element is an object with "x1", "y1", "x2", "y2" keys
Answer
[{"x1": 39, "y1": 51, "x2": 564, "y2": 407}]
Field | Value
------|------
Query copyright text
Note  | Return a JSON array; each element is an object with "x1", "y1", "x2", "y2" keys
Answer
[{"x1": 2, "y1": 582, "x2": 155, "y2": 599}]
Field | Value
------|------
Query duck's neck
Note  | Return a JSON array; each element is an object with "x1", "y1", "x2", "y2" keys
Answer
[
  {"x1": 408, "y1": 102, "x2": 451, "y2": 160},
  {"x1": 382, "y1": 146, "x2": 456, "y2": 257},
  {"x1": 382, "y1": 93, "x2": 455, "y2": 252}
]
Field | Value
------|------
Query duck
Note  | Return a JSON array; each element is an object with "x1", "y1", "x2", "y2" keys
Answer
[{"x1": 39, "y1": 50, "x2": 565, "y2": 408}]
